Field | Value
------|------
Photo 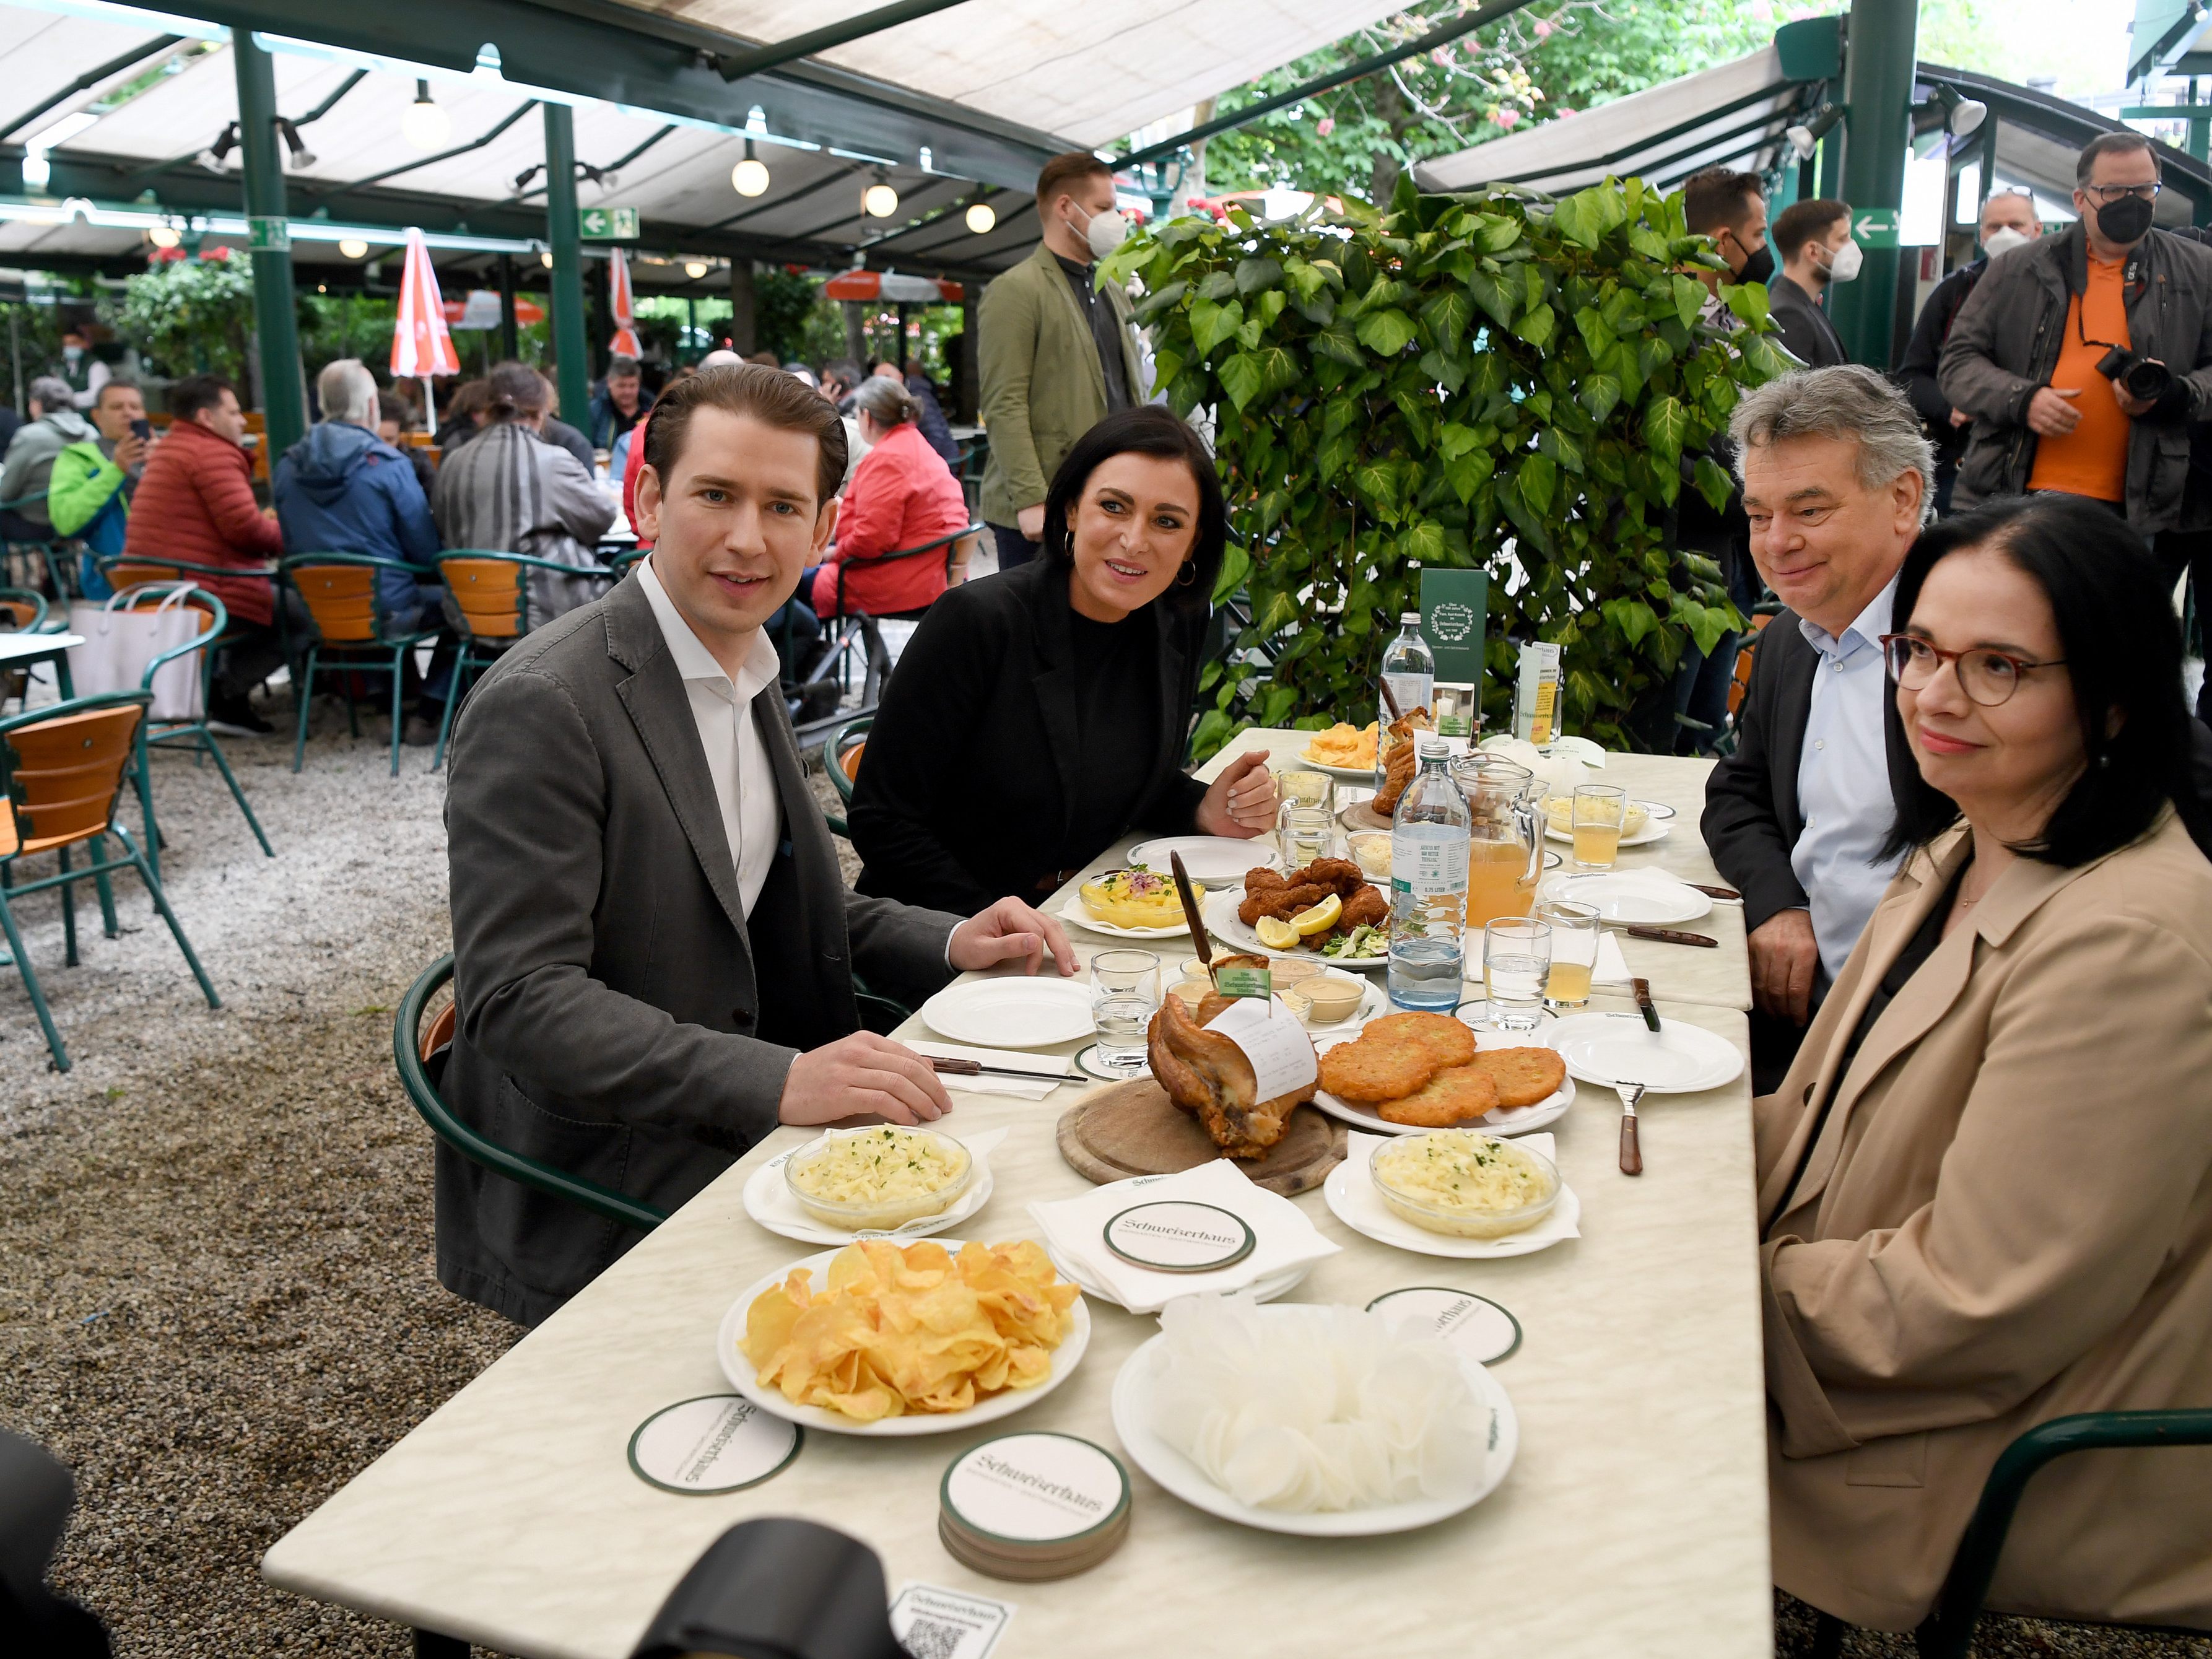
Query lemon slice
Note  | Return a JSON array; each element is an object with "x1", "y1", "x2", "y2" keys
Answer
[
  {"x1": 1255, "y1": 915, "x2": 1300, "y2": 950},
  {"x1": 1291, "y1": 894, "x2": 1342, "y2": 936}
]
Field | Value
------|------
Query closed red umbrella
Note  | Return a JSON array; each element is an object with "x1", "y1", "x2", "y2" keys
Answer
[
  {"x1": 609, "y1": 248, "x2": 642, "y2": 359},
  {"x1": 390, "y1": 227, "x2": 459, "y2": 435}
]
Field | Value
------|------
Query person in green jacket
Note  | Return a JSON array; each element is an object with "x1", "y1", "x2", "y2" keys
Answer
[
  {"x1": 977, "y1": 150, "x2": 1148, "y2": 570},
  {"x1": 48, "y1": 378, "x2": 150, "y2": 598}
]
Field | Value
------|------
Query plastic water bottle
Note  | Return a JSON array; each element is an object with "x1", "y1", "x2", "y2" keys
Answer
[
  {"x1": 1388, "y1": 736, "x2": 1470, "y2": 1011},
  {"x1": 1379, "y1": 611, "x2": 1435, "y2": 720}
]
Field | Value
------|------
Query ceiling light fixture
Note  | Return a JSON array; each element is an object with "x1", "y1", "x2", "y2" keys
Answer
[
  {"x1": 540, "y1": 250, "x2": 555, "y2": 268},
  {"x1": 401, "y1": 80, "x2": 451, "y2": 152},
  {"x1": 148, "y1": 224, "x2": 181, "y2": 248},
  {"x1": 731, "y1": 137, "x2": 770, "y2": 198},
  {"x1": 965, "y1": 199, "x2": 996, "y2": 234},
  {"x1": 684, "y1": 259, "x2": 710, "y2": 279},
  {"x1": 339, "y1": 237, "x2": 369, "y2": 258},
  {"x1": 863, "y1": 169, "x2": 899, "y2": 219}
]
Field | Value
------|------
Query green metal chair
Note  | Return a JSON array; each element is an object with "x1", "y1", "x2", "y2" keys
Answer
[
  {"x1": 279, "y1": 553, "x2": 443, "y2": 777},
  {"x1": 607, "y1": 546, "x2": 648, "y2": 580},
  {"x1": 0, "y1": 588, "x2": 54, "y2": 633},
  {"x1": 0, "y1": 490, "x2": 78, "y2": 601},
  {"x1": 109, "y1": 583, "x2": 273, "y2": 878},
  {"x1": 817, "y1": 713, "x2": 871, "y2": 839},
  {"x1": 432, "y1": 550, "x2": 610, "y2": 772},
  {"x1": 0, "y1": 690, "x2": 220, "y2": 1071},
  {"x1": 1808, "y1": 1408, "x2": 2212, "y2": 1659},
  {"x1": 393, "y1": 954, "x2": 666, "y2": 1234}
]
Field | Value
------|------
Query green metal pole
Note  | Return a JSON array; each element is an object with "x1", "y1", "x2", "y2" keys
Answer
[
  {"x1": 542, "y1": 103, "x2": 590, "y2": 432},
  {"x1": 230, "y1": 30, "x2": 304, "y2": 459},
  {"x1": 1829, "y1": 0, "x2": 1918, "y2": 368}
]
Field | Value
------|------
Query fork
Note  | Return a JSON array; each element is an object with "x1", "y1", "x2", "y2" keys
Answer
[{"x1": 1617, "y1": 1081, "x2": 1647, "y2": 1176}]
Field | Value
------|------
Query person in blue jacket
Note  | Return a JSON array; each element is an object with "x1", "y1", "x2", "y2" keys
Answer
[{"x1": 274, "y1": 359, "x2": 450, "y2": 746}]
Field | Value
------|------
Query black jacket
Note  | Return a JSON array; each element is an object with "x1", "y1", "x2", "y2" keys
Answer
[
  {"x1": 438, "y1": 576, "x2": 961, "y2": 1325},
  {"x1": 1769, "y1": 274, "x2": 1849, "y2": 368},
  {"x1": 1897, "y1": 258, "x2": 1986, "y2": 465},
  {"x1": 850, "y1": 558, "x2": 1209, "y2": 914}
]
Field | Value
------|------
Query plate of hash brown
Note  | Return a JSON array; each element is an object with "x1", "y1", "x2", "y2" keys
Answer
[
  {"x1": 1310, "y1": 1013, "x2": 1574, "y2": 1138},
  {"x1": 719, "y1": 1238, "x2": 1091, "y2": 1437}
]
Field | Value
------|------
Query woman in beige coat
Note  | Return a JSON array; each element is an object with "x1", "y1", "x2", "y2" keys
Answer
[{"x1": 1757, "y1": 493, "x2": 2212, "y2": 1632}]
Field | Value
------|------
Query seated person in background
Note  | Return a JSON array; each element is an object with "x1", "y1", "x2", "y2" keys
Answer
[
  {"x1": 809, "y1": 375, "x2": 969, "y2": 619},
  {"x1": 1704, "y1": 367, "x2": 1929, "y2": 1092},
  {"x1": 439, "y1": 364, "x2": 1073, "y2": 1325},
  {"x1": 1759, "y1": 492, "x2": 2212, "y2": 1635},
  {"x1": 586, "y1": 353, "x2": 652, "y2": 452},
  {"x1": 873, "y1": 357, "x2": 958, "y2": 466},
  {"x1": 432, "y1": 363, "x2": 614, "y2": 632},
  {"x1": 47, "y1": 377, "x2": 149, "y2": 594},
  {"x1": 377, "y1": 394, "x2": 438, "y2": 499},
  {"x1": 533, "y1": 369, "x2": 598, "y2": 472},
  {"x1": 274, "y1": 360, "x2": 449, "y2": 746},
  {"x1": 124, "y1": 373, "x2": 287, "y2": 734},
  {"x1": 437, "y1": 379, "x2": 489, "y2": 459},
  {"x1": 850, "y1": 405, "x2": 1279, "y2": 915},
  {"x1": 0, "y1": 375, "x2": 95, "y2": 537},
  {"x1": 612, "y1": 365, "x2": 688, "y2": 491}
]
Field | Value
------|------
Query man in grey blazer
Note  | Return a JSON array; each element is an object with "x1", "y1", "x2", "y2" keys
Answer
[{"x1": 440, "y1": 365, "x2": 1074, "y2": 1326}]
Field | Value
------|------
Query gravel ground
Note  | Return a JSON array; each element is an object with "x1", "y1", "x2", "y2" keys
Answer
[{"x1": 2, "y1": 690, "x2": 2205, "y2": 1658}]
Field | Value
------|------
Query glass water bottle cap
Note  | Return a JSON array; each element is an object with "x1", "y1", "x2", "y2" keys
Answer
[{"x1": 1400, "y1": 611, "x2": 1422, "y2": 624}]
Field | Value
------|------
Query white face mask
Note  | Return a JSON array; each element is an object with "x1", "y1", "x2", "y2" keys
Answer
[
  {"x1": 1982, "y1": 225, "x2": 2031, "y2": 259},
  {"x1": 1819, "y1": 237, "x2": 1863, "y2": 283},
  {"x1": 1071, "y1": 202, "x2": 1128, "y2": 259}
]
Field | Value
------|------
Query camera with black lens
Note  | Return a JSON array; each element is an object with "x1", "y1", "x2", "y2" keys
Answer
[{"x1": 2094, "y1": 344, "x2": 2175, "y2": 405}]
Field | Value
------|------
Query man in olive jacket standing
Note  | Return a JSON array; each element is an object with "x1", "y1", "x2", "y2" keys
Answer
[{"x1": 978, "y1": 152, "x2": 1147, "y2": 570}]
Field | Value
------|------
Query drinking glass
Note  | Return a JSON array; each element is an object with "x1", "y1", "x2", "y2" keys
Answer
[
  {"x1": 1537, "y1": 899, "x2": 1601, "y2": 1009},
  {"x1": 1278, "y1": 767, "x2": 1334, "y2": 814},
  {"x1": 1570, "y1": 784, "x2": 1629, "y2": 870},
  {"x1": 1481, "y1": 918, "x2": 1552, "y2": 1033},
  {"x1": 1090, "y1": 949, "x2": 1161, "y2": 1077},
  {"x1": 1278, "y1": 805, "x2": 1333, "y2": 869}
]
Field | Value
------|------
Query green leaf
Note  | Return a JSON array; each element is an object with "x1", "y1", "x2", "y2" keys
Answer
[
  {"x1": 1641, "y1": 394, "x2": 1690, "y2": 463},
  {"x1": 1577, "y1": 372, "x2": 1621, "y2": 424},
  {"x1": 1723, "y1": 282, "x2": 1770, "y2": 326},
  {"x1": 1421, "y1": 286, "x2": 1473, "y2": 348},
  {"x1": 1552, "y1": 191, "x2": 1604, "y2": 250},
  {"x1": 1219, "y1": 351, "x2": 1266, "y2": 411},
  {"x1": 1282, "y1": 258, "x2": 1326, "y2": 301},
  {"x1": 1465, "y1": 265, "x2": 1517, "y2": 330},
  {"x1": 1513, "y1": 302, "x2": 1556, "y2": 350},
  {"x1": 1134, "y1": 279, "x2": 1189, "y2": 323},
  {"x1": 1671, "y1": 274, "x2": 1707, "y2": 329},
  {"x1": 1236, "y1": 256, "x2": 1284, "y2": 295},
  {"x1": 1601, "y1": 596, "x2": 1659, "y2": 648},
  {"x1": 1419, "y1": 350, "x2": 1466, "y2": 392},
  {"x1": 1210, "y1": 540, "x2": 1251, "y2": 606},
  {"x1": 1256, "y1": 289, "x2": 1287, "y2": 328},
  {"x1": 1190, "y1": 296, "x2": 1243, "y2": 356},
  {"x1": 1258, "y1": 682, "x2": 1299, "y2": 727},
  {"x1": 1251, "y1": 341, "x2": 1300, "y2": 394},
  {"x1": 1539, "y1": 427, "x2": 1585, "y2": 476},
  {"x1": 1400, "y1": 521, "x2": 1445, "y2": 565},
  {"x1": 1437, "y1": 421, "x2": 1481, "y2": 463},
  {"x1": 1694, "y1": 455, "x2": 1735, "y2": 513},
  {"x1": 1574, "y1": 305, "x2": 1616, "y2": 359},
  {"x1": 1473, "y1": 212, "x2": 1522, "y2": 255},
  {"x1": 1235, "y1": 316, "x2": 1265, "y2": 351},
  {"x1": 1198, "y1": 271, "x2": 1240, "y2": 302},
  {"x1": 1355, "y1": 308, "x2": 1418, "y2": 357},
  {"x1": 1445, "y1": 446, "x2": 1495, "y2": 504},
  {"x1": 1517, "y1": 452, "x2": 1557, "y2": 515}
]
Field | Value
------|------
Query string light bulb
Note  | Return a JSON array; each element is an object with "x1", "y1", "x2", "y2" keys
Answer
[
  {"x1": 338, "y1": 237, "x2": 368, "y2": 259},
  {"x1": 965, "y1": 201, "x2": 996, "y2": 234},
  {"x1": 731, "y1": 137, "x2": 770, "y2": 197},
  {"x1": 863, "y1": 172, "x2": 899, "y2": 218},
  {"x1": 148, "y1": 224, "x2": 181, "y2": 249},
  {"x1": 540, "y1": 250, "x2": 554, "y2": 268},
  {"x1": 684, "y1": 259, "x2": 709, "y2": 279},
  {"x1": 401, "y1": 81, "x2": 450, "y2": 152}
]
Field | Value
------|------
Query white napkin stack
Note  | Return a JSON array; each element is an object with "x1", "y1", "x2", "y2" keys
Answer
[
  {"x1": 1029, "y1": 1159, "x2": 1341, "y2": 1316},
  {"x1": 1592, "y1": 931, "x2": 1634, "y2": 986},
  {"x1": 898, "y1": 1039, "x2": 1070, "y2": 1100}
]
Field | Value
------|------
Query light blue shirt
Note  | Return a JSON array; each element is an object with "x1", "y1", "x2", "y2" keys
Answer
[{"x1": 1790, "y1": 575, "x2": 1907, "y2": 980}]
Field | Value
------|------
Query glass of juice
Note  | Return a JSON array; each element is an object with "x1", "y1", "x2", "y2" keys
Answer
[
  {"x1": 1570, "y1": 785, "x2": 1628, "y2": 870},
  {"x1": 1481, "y1": 917, "x2": 1552, "y2": 1033},
  {"x1": 1537, "y1": 899, "x2": 1601, "y2": 1009},
  {"x1": 1464, "y1": 838, "x2": 1536, "y2": 929}
]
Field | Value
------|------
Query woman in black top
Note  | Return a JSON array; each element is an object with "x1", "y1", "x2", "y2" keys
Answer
[{"x1": 851, "y1": 406, "x2": 1279, "y2": 913}]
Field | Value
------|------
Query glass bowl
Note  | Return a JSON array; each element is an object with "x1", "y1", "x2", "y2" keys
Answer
[
  {"x1": 1369, "y1": 1131, "x2": 1559, "y2": 1239},
  {"x1": 783, "y1": 1127, "x2": 975, "y2": 1232},
  {"x1": 1293, "y1": 974, "x2": 1365, "y2": 1024}
]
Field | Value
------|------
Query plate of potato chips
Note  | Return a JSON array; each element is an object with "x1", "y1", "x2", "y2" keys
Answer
[{"x1": 720, "y1": 1238, "x2": 1091, "y2": 1436}]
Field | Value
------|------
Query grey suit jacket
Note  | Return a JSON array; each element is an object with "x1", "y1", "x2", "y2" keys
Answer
[{"x1": 437, "y1": 575, "x2": 961, "y2": 1325}]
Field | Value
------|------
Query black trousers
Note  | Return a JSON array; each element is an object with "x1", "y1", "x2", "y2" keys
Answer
[
  {"x1": 988, "y1": 522, "x2": 1039, "y2": 572},
  {"x1": 2153, "y1": 529, "x2": 2212, "y2": 724}
]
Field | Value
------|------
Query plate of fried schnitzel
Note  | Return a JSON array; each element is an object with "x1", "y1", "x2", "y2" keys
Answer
[
  {"x1": 1308, "y1": 1014, "x2": 1574, "y2": 1137},
  {"x1": 1204, "y1": 860, "x2": 1393, "y2": 970}
]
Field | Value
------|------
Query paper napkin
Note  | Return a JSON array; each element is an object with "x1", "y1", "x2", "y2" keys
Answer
[
  {"x1": 1593, "y1": 931, "x2": 1634, "y2": 986},
  {"x1": 1028, "y1": 1158, "x2": 1340, "y2": 1316}
]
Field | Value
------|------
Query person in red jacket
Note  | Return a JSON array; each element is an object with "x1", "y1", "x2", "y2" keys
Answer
[
  {"x1": 809, "y1": 376, "x2": 969, "y2": 619},
  {"x1": 123, "y1": 374, "x2": 289, "y2": 733}
]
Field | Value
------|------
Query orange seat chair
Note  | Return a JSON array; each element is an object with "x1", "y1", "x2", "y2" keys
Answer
[{"x1": 280, "y1": 554, "x2": 443, "y2": 777}]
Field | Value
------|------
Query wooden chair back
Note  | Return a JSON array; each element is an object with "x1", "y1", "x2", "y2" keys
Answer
[
  {"x1": 1727, "y1": 612, "x2": 1773, "y2": 720},
  {"x1": 420, "y1": 998, "x2": 456, "y2": 1059},
  {"x1": 0, "y1": 596, "x2": 39, "y2": 631},
  {"x1": 290, "y1": 562, "x2": 380, "y2": 643},
  {"x1": 3, "y1": 703, "x2": 142, "y2": 855},
  {"x1": 104, "y1": 558, "x2": 188, "y2": 591},
  {"x1": 440, "y1": 557, "x2": 529, "y2": 641}
]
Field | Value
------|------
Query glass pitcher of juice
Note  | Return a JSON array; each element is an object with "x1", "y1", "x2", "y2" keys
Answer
[{"x1": 1448, "y1": 755, "x2": 1546, "y2": 930}]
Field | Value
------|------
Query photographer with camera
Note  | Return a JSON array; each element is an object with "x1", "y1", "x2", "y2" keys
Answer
[{"x1": 1941, "y1": 134, "x2": 2212, "y2": 611}]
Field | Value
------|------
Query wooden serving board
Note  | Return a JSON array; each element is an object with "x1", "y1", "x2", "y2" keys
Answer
[
  {"x1": 1056, "y1": 1076, "x2": 1345, "y2": 1197},
  {"x1": 1339, "y1": 799, "x2": 1392, "y2": 834}
]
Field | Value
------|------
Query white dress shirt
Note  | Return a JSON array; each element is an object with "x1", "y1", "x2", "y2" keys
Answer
[
  {"x1": 635, "y1": 555, "x2": 785, "y2": 916},
  {"x1": 1790, "y1": 573, "x2": 1907, "y2": 981}
]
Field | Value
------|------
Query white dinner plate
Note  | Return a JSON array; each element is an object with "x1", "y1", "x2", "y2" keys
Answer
[
  {"x1": 1323, "y1": 1152, "x2": 1583, "y2": 1260},
  {"x1": 1538, "y1": 871, "x2": 1712, "y2": 926},
  {"x1": 1544, "y1": 817, "x2": 1670, "y2": 848},
  {"x1": 920, "y1": 976, "x2": 1095, "y2": 1047},
  {"x1": 1307, "y1": 1027, "x2": 1575, "y2": 1138},
  {"x1": 1110, "y1": 1320, "x2": 1518, "y2": 1535},
  {"x1": 1126, "y1": 836, "x2": 1281, "y2": 887},
  {"x1": 1055, "y1": 897, "x2": 1189, "y2": 940},
  {"x1": 717, "y1": 1243, "x2": 1091, "y2": 1437},
  {"x1": 741, "y1": 1144, "x2": 996, "y2": 1247},
  {"x1": 1544, "y1": 1011, "x2": 1744, "y2": 1094},
  {"x1": 1295, "y1": 754, "x2": 1379, "y2": 781},
  {"x1": 1202, "y1": 890, "x2": 1390, "y2": 973}
]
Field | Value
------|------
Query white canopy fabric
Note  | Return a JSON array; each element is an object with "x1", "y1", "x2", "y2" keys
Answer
[
  {"x1": 1414, "y1": 45, "x2": 1805, "y2": 196},
  {"x1": 611, "y1": 0, "x2": 1418, "y2": 150}
]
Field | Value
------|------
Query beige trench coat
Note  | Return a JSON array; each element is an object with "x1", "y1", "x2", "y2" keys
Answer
[{"x1": 1756, "y1": 812, "x2": 2212, "y2": 1631}]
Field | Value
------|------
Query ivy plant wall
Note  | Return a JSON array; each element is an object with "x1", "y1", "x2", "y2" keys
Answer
[{"x1": 1102, "y1": 174, "x2": 1792, "y2": 755}]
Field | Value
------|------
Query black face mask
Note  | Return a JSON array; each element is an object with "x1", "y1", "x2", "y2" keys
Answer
[
  {"x1": 1736, "y1": 242, "x2": 1777, "y2": 285},
  {"x1": 2094, "y1": 193, "x2": 2156, "y2": 246}
]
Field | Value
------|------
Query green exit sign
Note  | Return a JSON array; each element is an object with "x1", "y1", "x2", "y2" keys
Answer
[
  {"x1": 1852, "y1": 209, "x2": 1900, "y2": 250},
  {"x1": 579, "y1": 206, "x2": 639, "y2": 241}
]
